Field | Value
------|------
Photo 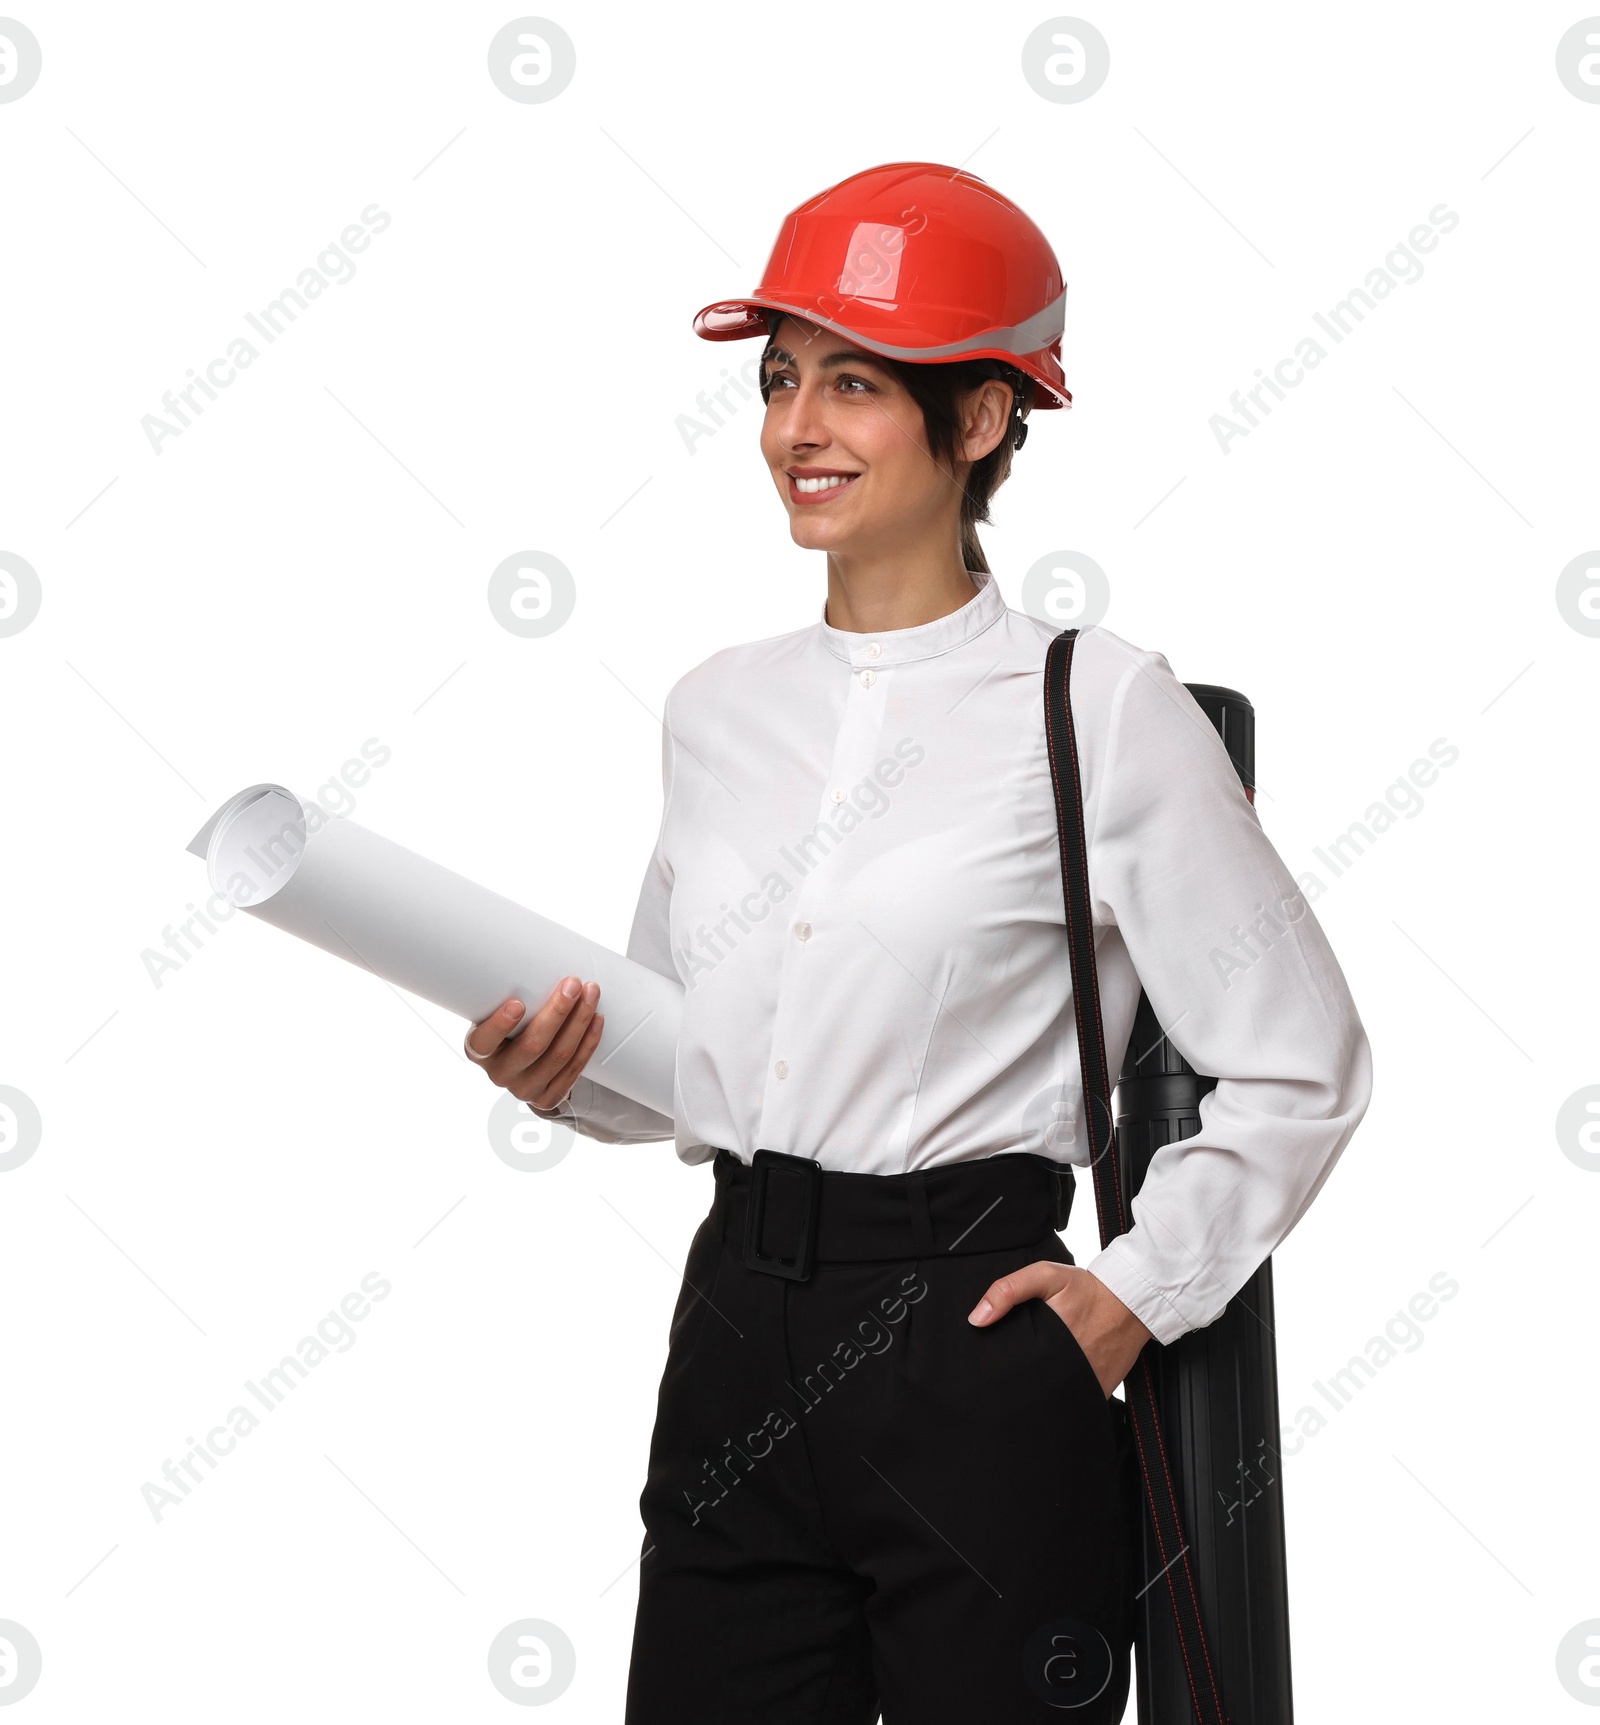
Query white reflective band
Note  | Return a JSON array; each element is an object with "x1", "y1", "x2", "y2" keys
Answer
[{"x1": 750, "y1": 286, "x2": 1067, "y2": 362}]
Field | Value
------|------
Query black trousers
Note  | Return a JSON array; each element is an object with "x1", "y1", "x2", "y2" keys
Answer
[{"x1": 625, "y1": 1149, "x2": 1140, "y2": 1724}]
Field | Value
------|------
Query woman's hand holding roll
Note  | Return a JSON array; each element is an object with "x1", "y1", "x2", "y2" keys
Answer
[{"x1": 466, "y1": 977, "x2": 604, "y2": 1110}]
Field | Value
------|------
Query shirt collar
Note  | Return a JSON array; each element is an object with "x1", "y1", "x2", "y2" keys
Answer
[{"x1": 818, "y1": 568, "x2": 1006, "y2": 667}]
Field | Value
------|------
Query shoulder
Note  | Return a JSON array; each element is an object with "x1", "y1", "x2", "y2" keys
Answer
[
  {"x1": 999, "y1": 604, "x2": 1175, "y2": 722},
  {"x1": 997, "y1": 605, "x2": 1234, "y2": 811},
  {"x1": 662, "y1": 621, "x2": 816, "y2": 715}
]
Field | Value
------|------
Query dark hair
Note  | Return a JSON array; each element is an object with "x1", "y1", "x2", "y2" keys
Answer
[{"x1": 759, "y1": 313, "x2": 1031, "y2": 576}]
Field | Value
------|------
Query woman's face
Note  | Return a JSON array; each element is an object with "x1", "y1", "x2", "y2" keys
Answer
[{"x1": 757, "y1": 315, "x2": 1004, "y2": 561}]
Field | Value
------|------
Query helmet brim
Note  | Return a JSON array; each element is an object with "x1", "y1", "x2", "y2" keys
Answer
[{"x1": 691, "y1": 296, "x2": 1072, "y2": 411}]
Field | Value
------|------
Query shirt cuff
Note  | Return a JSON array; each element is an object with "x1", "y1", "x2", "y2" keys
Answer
[
  {"x1": 1083, "y1": 1234, "x2": 1235, "y2": 1348},
  {"x1": 531, "y1": 1074, "x2": 676, "y2": 1144}
]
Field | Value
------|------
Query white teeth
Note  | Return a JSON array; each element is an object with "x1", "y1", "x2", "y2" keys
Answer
[{"x1": 795, "y1": 474, "x2": 855, "y2": 493}]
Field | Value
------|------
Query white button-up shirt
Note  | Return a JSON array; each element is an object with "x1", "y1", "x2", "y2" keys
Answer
[{"x1": 541, "y1": 569, "x2": 1372, "y2": 1344}]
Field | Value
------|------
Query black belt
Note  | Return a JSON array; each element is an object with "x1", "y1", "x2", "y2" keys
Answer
[{"x1": 712, "y1": 1146, "x2": 1075, "y2": 1282}]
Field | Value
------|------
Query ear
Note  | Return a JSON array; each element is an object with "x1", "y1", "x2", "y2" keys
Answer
[{"x1": 959, "y1": 376, "x2": 1016, "y2": 465}]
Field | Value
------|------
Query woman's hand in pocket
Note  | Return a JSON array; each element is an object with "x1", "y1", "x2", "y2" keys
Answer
[
  {"x1": 967, "y1": 1262, "x2": 1153, "y2": 1398},
  {"x1": 465, "y1": 977, "x2": 604, "y2": 1110}
]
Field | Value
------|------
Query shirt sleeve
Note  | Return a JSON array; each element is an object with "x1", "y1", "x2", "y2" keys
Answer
[
  {"x1": 1079, "y1": 645, "x2": 1373, "y2": 1345},
  {"x1": 531, "y1": 693, "x2": 680, "y2": 1145}
]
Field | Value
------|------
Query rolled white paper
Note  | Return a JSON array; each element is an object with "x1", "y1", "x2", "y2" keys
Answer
[{"x1": 186, "y1": 785, "x2": 681, "y2": 1116}]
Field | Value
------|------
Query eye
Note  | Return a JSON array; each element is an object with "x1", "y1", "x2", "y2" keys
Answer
[
  {"x1": 763, "y1": 369, "x2": 795, "y2": 392},
  {"x1": 834, "y1": 373, "x2": 874, "y2": 394}
]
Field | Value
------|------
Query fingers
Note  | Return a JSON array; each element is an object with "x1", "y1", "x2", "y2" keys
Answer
[
  {"x1": 474, "y1": 977, "x2": 582, "y2": 1078},
  {"x1": 466, "y1": 997, "x2": 527, "y2": 1061},
  {"x1": 470, "y1": 979, "x2": 607, "y2": 1106},
  {"x1": 967, "y1": 1260, "x2": 1073, "y2": 1325},
  {"x1": 529, "y1": 1011, "x2": 605, "y2": 1111},
  {"x1": 506, "y1": 978, "x2": 600, "y2": 1078}
]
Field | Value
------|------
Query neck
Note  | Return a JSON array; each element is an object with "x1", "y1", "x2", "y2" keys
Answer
[{"x1": 822, "y1": 540, "x2": 979, "y2": 635}]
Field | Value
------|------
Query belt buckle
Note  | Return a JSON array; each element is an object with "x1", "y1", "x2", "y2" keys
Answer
[
  {"x1": 1053, "y1": 1163, "x2": 1076, "y2": 1232},
  {"x1": 743, "y1": 1149, "x2": 822, "y2": 1281}
]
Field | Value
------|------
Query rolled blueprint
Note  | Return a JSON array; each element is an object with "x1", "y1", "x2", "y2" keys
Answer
[{"x1": 187, "y1": 785, "x2": 681, "y2": 1115}]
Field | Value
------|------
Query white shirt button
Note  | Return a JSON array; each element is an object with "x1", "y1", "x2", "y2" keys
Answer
[
  {"x1": 793, "y1": 921, "x2": 812, "y2": 942},
  {"x1": 774, "y1": 1059, "x2": 789, "y2": 1079},
  {"x1": 858, "y1": 668, "x2": 876, "y2": 688},
  {"x1": 830, "y1": 786, "x2": 847, "y2": 804},
  {"x1": 865, "y1": 642, "x2": 882, "y2": 659}
]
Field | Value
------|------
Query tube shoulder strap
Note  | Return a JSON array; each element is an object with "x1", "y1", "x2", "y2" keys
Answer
[{"x1": 1044, "y1": 628, "x2": 1230, "y2": 1725}]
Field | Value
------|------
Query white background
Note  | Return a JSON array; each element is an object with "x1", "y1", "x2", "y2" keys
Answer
[{"x1": 1, "y1": 1, "x2": 1596, "y2": 1719}]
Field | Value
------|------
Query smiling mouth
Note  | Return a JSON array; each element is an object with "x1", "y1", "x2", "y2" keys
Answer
[{"x1": 787, "y1": 471, "x2": 861, "y2": 505}]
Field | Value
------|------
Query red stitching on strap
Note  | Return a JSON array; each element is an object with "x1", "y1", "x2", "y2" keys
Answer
[{"x1": 1044, "y1": 630, "x2": 1229, "y2": 1725}]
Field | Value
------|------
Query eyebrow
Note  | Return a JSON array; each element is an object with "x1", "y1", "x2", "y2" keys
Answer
[{"x1": 762, "y1": 344, "x2": 895, "y2": 375}]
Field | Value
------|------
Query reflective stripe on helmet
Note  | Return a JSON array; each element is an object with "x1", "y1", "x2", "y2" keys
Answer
[{"x1": 752, "y1": 287, "x2": 1067, "y2": 364}]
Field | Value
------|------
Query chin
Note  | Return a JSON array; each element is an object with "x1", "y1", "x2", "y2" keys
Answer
[{"x1": 788, "y1": 518, "x2": 854, "y2": 553}]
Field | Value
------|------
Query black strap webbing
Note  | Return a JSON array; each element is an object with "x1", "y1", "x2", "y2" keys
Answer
[{"x1": 1044, "y1": 628, "x2": 1230, "y2": 1725}]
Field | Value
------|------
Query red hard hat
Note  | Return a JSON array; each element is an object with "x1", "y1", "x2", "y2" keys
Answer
[{"x1": 692, "y1": 161, "x2": 1071, "y2": 410}]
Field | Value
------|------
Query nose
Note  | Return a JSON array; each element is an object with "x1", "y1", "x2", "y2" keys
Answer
[{"x1": 776, "y1": 376, "x2": 832, "y2": 455}]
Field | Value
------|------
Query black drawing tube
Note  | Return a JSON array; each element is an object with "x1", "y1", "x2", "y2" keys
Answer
[{"x1": 1116, "y1": 683, "x2": 1294, "y2": 1725}]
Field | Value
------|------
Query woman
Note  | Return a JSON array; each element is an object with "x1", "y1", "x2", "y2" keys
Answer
[{"x1": 466, "y1": 164, "x2": 1371, "y2": 1723}]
